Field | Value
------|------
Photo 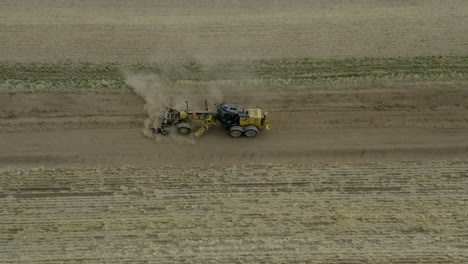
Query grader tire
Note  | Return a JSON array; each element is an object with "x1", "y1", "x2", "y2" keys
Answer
[
  {"x1": 177, "y1": 123, "x2": 192, "y2": 135},
  {"x1": 229, "y1": 126, "x2": 243, "y2": 138},
  {"x1": 244, "y1": 126, "x2": 259, "y2": 138}
]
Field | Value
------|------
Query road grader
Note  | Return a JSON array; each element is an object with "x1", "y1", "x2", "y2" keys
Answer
[{"x1": 153, "y1": 101, "x2": 270, "y2": 138}]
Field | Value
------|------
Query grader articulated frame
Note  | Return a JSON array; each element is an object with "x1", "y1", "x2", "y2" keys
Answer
[{"x1": 153, "y1": 100, "x2": 270, "y2": 138}]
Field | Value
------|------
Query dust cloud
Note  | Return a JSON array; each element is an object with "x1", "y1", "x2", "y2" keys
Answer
[
  {"x1": 124, "y1": 55, "x2": 277, "y2": 143},
  {"x1": 124, "y1": 69, "x2": 225, "y2": 142}
]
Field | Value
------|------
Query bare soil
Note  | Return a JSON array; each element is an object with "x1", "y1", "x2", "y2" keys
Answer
[
  {"x1": 1, "y1": 0, "x2": 467, "y2": 62},
  {"x1": 1, "y1": 86, "x2": 467, "y2": 169}
]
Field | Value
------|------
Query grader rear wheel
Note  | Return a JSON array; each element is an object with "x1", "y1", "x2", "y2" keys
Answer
[
  {"x1": 244, "y1": 126, "x2": 259, "y2": 138},
  {"x1": 229, "y1": 126, "x2": 243, "y2": 138}
]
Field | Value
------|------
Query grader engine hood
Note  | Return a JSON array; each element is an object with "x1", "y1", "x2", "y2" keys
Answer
[{"x1": 239, "y1": 108, "x2": 262, "y2": 127}]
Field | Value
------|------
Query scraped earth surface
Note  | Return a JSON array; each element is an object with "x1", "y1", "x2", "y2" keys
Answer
[{"x1": 1, "y1": 86, "x2": 468, "y2": 168}]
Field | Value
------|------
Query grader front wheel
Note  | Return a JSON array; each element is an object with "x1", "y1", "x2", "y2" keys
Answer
[{"x1": 177, "y1": 123, "x2": 192, "y2": 135}]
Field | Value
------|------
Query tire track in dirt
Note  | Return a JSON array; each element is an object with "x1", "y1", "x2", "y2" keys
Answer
[{"x1": 1, "y1": 88, "x2": 468, "y2": 168}]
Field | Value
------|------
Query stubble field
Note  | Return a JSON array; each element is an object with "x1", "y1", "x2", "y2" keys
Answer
[
  {"x1": 1, "y1": 0, "x2": 468, "y2": 263},
  {"x1": 1, "y1": 0, "x2": 467, "y2": 62},
  {"x1": 1, "y1": 162, "x2": 468, "y2": 263}
]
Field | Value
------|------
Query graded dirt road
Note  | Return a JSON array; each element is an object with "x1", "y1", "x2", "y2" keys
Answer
[{"x1": 1, "y1": 86, "x2": 468, "y2": 169}]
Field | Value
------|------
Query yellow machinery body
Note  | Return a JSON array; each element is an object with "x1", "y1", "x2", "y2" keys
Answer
[
  {"x1": 239, "y1": 108, "x2": 262, "y2": 127},
  {"x1": 153, "y1": 102, "x2": 270, "y2": 138}
]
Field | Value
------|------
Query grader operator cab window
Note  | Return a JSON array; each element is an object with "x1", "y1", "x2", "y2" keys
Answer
[{"x1": 217, "y1": 103, "x2": 239, "y2": 127}]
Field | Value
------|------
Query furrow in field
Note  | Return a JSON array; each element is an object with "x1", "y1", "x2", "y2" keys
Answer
[{"x1": 1, "y1": 163, "x2": 467, "y2": 263}]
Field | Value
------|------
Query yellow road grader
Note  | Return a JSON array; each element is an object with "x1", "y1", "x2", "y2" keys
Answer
[{"x1": 153, "y1": 101, "x2": 270, "y2": 138}]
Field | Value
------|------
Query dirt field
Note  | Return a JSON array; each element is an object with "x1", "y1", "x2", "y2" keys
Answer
[
  {"x1": 1, "y1": 86, "x2": 468, "y2": 168},
  {"x1": 1, "y1": 162, "x2": 467, "y2": 263},
  {"x1": 1, "y1": 0, "x2": 467, "y2": 62},
  {"x1": 1, "y1": 0, "x2": 468, "y2": 263}
]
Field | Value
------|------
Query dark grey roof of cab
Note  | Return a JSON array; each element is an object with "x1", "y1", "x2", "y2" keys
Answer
[{"x1": 218, "y1": 103, "x2": 239, "y2": 114}]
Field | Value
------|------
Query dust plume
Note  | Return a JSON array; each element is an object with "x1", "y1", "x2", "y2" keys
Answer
[
  {"x1": 124, "y1": 72, "x2": 167, "y2": 139},
  {"x1": 124, "y1": 70, "x2": 225, "y2": 142}
]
